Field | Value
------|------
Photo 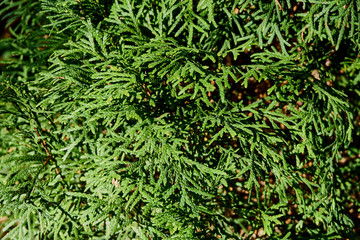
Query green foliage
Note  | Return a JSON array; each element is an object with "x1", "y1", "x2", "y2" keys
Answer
[{"x1": 1, "y1": 0, "x2": 360, "y2": 239}]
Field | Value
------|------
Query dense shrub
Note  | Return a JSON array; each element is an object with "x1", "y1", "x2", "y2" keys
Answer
[{"x1": 1, "y1": 0, "x2": 360, "y2": 239}]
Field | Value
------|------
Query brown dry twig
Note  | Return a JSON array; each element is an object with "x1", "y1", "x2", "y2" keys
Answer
[
  {"x1": 275, "y1": 0, "x2": 283, "y2": 11},
  {"x1": 35, "y1": 128, "x2": 66, "y2": 183},
  {"x1": 301, "y1": 25, "x2": 309, "y2": 43}
]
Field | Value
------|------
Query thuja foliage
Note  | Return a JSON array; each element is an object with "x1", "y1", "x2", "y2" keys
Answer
[{"x1": 1, "y1": 0, "x2": 360, "y2": 239}]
